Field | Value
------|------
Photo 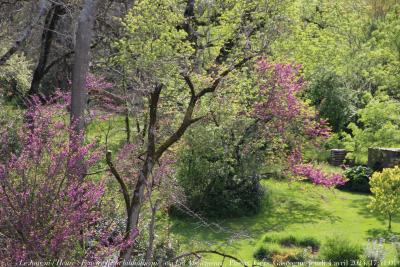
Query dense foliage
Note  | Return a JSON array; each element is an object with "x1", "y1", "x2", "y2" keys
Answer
[
  {"x1": 0, "y1": 94, "x2": 127, "y2": 264},
  {"x1": 345, "y1": 96, "x2": 400, "y2": 164},
  {"x1": 176, "y1": 124, "x2": 265, "y2": 218},
  {"x1": 320, "y1": 236, "x2": 363, "y2": 266},
  {"x1": 1, "y1": 0, "x2": 400, "y2": 264},
  {"x1": 341, "y1": 166, "x2": 374, "y2": 193}
]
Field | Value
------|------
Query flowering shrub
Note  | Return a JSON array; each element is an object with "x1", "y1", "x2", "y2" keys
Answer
[
  {"x1": 292, "y1": 164, "x2": 347, "y2": 187},
  {"x1": 254, "y1": 59, "x2": 344, "y2": 187},
  {"x1": 0, "y1": 92, "x2": 131, "y2": 264}
]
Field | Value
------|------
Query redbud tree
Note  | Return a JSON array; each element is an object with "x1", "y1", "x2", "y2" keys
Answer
[
  {"x1": 0, "y1": 92, "x2": 131, "y2": 264},
  {"x1": 254, "y1": 59, "x2": 346, "y2": 187}
]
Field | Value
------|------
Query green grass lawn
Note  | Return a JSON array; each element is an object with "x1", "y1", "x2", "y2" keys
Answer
[{"x1": 170, "y1": 179, "x2": 400, "y2": 266}]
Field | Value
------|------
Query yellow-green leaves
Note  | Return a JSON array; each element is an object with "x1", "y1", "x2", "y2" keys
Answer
[
  {"x1": 369, "y1": 166, "x2": 400, "y2": 230},
  {"x1": 117, "y1": 0, "x2": 193, "y2": 84},
  {"x1": 345, "y1": 96, "x2": 400, "y2": 164}
]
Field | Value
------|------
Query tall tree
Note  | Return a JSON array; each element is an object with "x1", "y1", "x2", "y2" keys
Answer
[
  {"x1": 112, "y1": 0, "x2": 286, "y2": 262},
  {"x1": 70, "y1": 0, "x2": 97, "y2": 133},
  {"x1": 28, "y1": 2, "x2": 65, "y2": 96}
]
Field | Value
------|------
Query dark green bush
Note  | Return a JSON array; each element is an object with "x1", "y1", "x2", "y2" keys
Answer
[
  {"x1": 340, "y1": 166, "x2": 373, "y2": 193},
  {"x1": 279, "y1": 235, "x2": 298, "y2": 247},
  {"x1": 276, "y1": 235, "x2": 321, "y2": 251},
  {"x1": 320, "y1": 236, "x2": 363, "y2": 266},
  {"x1": 263, "y1": 235, "x2": 278, "y2": 243},
  {"x1": 176, "y1": 125, "x2": 265, "y2": 218},
  {"x1": 253, "y1": 246, "x2": 280, "y2": 261},
  {"x1": 298, "y1": 237, "x2": 321, "y2": 251}
]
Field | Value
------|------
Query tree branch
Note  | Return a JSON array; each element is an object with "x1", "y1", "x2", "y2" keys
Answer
[
  {"x1": 181, "y1": 73, "x2": 196, "y2": 97},
  {"x1": 155, "y1": 56, "x2": 253, "y2": 160},
  {"x1": 197, "y1": 56, "x2": 254, "y2": 99},
  {"x1": 0, "y1": 0, "x2": 49, "y2": 66},
  {"x1": 106, "y1": 150, "x2": 130, "y2": 215},
  {"x1": 42, "y1": 41, "x2": 100, "y2": 75}
]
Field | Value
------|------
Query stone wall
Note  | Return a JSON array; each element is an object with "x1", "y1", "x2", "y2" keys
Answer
[
  {"x1": 330, "y1": 149, "x2": 347, "y2": 166},
  {"x1": 368, "y1": 148, "x2": 400, "y2": 170}
]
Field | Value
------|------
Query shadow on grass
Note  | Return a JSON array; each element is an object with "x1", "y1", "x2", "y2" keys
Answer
[
  {"x1": 348, "y1": 197, "x2": 384, "y2": 220},
  {"x1": 366, "y1": 228, "x2": 400, "y2": 240},
  {"x1": 348, "y1": 193, "x2": 400, "y2": 223},
  {"x1": 170, "y1": 182, "x2": 341, "y2": 247}
]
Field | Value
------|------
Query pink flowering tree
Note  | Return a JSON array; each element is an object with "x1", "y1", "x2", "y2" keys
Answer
[
  {"x1": 0, "y1": 92, "x2": 132, "y2": 264},
  {"x1": 254, "y1": 59, "x2": 346, "y2": 187}
]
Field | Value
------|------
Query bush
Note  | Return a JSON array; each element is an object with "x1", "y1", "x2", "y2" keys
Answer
[
  {"x1": 344, "y1": 96, "x2": 400, "y2": 164},
  {"x1": 298, "y1": 237, "x2": 321, "y2": 251},
  {"x1": 277, "y1": 236, "x2": 321, "y2": 251},
  {"x1": 176, "y1": 124, "x2": 265, "y2": 218},
  {"x1": 253, "y1": 246, "x2": 280, "y2": 261},
  {"x1": 320, "y1": 236, "x2": 363, "y2": 266},
  {"x1": 340, "y1": 166, "x2": 373, "y2": 193},
  {"x1": 279, "y1": 235, "x2": 298, "y2": 247},
  {"x1": 264, "y1": 235, "x2": 278, "y2": 243}
]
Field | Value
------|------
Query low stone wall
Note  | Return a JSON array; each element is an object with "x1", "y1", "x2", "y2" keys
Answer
[
  {"x1": 368, "y1": 148, "x2": 400, "y2": 170},
  {"x1": 330, "y1": 149, "x2": 347, "y2": 166}
]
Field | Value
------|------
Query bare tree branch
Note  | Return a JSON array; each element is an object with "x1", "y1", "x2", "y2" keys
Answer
[
  {"x1": 0, "y1": 0, "x2": 49, "y2": 66},
  {"x1": 197, "y1": 56, "x2": 254, "y2": 99},
  {"x1": 106, "y1": 150, "x2": 130, "y2": 215}
]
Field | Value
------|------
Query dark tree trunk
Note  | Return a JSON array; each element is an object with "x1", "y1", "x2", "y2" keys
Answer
[
  {"x1": 28, "y1": 3, "x2": 65, "y2": 96},
  {"x1": 119, "y1": 85, "x2": 162, "y2": 264}
]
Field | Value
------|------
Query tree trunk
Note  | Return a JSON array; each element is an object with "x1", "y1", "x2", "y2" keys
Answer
[
  {"x1": 70, "y1": 0, "x2": 97, "y2": 133},
  {"x1": 119, "y1": 85, "x2": 162, "y2": 264},
  {"x1": 388, "y1": 213, "x2": 392, "y2": 231},
  {"x1": 28, "y1": 3, "x2": 65, "y2": 96},
  {"x1": 145, "y1": 199, "x2": 160, "y2": 264}
]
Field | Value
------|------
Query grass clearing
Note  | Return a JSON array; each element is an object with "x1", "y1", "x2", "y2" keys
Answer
[{"x1": 171, "y1": 179, "x2": 400, "y2": 265}]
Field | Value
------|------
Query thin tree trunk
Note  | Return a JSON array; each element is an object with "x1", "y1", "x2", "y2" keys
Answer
[
  {"x1": 145, "y1": 199, "x2": 160, "y2": 264},
  {"x1": 70, "y1": 0, "x2": 97, "y2": 133},
  {"x1": 119, "y1": 85, "x2": 162, "y2": 264},
  {"x1": 125, "y1": 112, "x2": 131, "y2": 143}
]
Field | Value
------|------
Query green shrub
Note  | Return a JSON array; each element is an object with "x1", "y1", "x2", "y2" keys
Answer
[
  {"x1": 253, "y1": 246, "x2": 280, "y2": 261},
  {"x1": 298, "y1": 237, "x2": 321, "y2": 251},
  {"x1": 275, "y1": 235, "x2": 321, "y2": 251},
  {"x1": 340, "y1": 166, "x2": 373, "y2": 193},
  {"x1": 344, "y1": 96, "x2": 400, "y2": 164},
  {"x1": 320, "y1": 236, "x2": 363, "y2": 266},
  {"x1": 264, "y1": 235, "x2": 278, "y2": 243},
  {"x1": 176, "y1": 125, "x2": 265, "y2": 218},
  {"x1": 279, "y1": 235, "x2": 298, "y2": 247}
]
